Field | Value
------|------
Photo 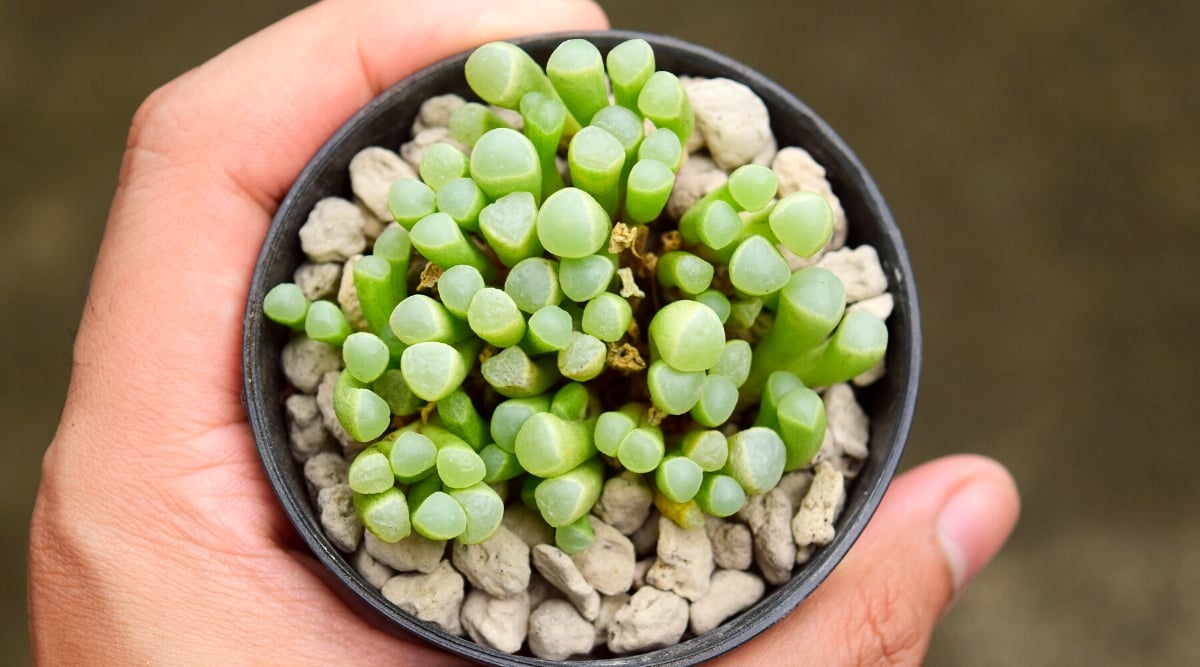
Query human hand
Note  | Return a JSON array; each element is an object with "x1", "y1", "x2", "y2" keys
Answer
[{"x1": 28, "y1": 0, "x2": 1019, "y2": 663}]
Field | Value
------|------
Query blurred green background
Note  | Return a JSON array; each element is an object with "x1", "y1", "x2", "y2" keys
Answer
[{"x1": 4, "y1": 0, "x2": 1197, "y2": 664}]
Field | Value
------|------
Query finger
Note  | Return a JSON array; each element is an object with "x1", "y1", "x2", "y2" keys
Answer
[
  {"x1": 713, "y1": 454, "x2": 1020, "y2": 667},
  {"x1": 68, "y1": 0, "x2": 608, "y2": 432}
]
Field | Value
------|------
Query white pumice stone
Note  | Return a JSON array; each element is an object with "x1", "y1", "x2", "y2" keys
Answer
[
  {"x1": 400, "y1": 126, "x2": 470, "y2": 171},
  {"x1": 793, "y1": 461, "x2": 847, "y2": 549},
  {"x1": 531, "y1": 544, "x2": 601, "y2": 621},
  {"x1": 460, "y1": 589, "x2": 530, "y2": 654},
  {"x1": 299, "y1": 196, "x2": 368, "y2": 263},
  {"x1": 381, "y1": 560, "x2": 465, "y2": 636},
  {"x1": 286, "y1": 393, "x2": 336, "y2": 461},
  {"x1": 570, "y1": 516, "x2": 636, "y2": 596},
  {"x1": 528, "y1": 599, "x2": 596, "y2": 661},
  {"x1": 606, "y1": 586, "x2": 689, "y2": 654},
  {"x1": 293, "y1": 261, "x2": 343, "y2": 301},
  {"x1": 500, "y1": 503, "x2": 554, "y2": 548},
  {"x1": 667, "y1": 153, "x2": 726, "y2": 220},
  {"x1": 816, "y1": 245, "x2": 888, "y2": 304},
  {"x1": 317, "y1": 483, "x2": 361, "y2": 554},
  {"x1": 689, "y1": 569, "x2": 766, "y2": 635},
  {"x1": 748, "y1": 488, "x2": 797, "y2": 585},
  {"x1": 526, "y1": 569, "x2": 562, "y2": 610},
  {"x1": 592, "y1": 474, "x2": 654, "y2": 535},
  {"x1": 823, "y1": 383, "x2": 871, "y2": 461},
  {"x1": 682, "y1": 77, "x2": 773, "y2": 170},
  {"x1": 451, "y1": 526, "x2": 531, "y2": 599},
  {"x1": 349, "y1": 146, "x2": 416, "y2": 223},
  {"x1": 705, "y1": 516, "x2": 754, "y2": 571},
  {"x1": 281, "y1": 337, "x2": 342, "y2": 394},
  {"x1": 593, "y1": 592, "x2": 630, "y2": 648},
  {"x1": 302, "y1": 450, "x2": 348, "y2": 491},
  {"x1": 629, "y1": 507, "x2": 662, "y2": 557},
  {"x1": 412, "y1": 93, "x2": 466, "y2": 133},
  {"x1": 775, "y1": 470, "x2": 814, "y2": 511},
  {"x1": 337, "y1": 255, "x2": 368, "y2": 332},
  {"x1": 646, "y1": 516, "x2": 714, "y2": 601},
  {"x1": 848, "y1": 292, "x2": 895, "y2": 321},
  {"x1": 352, "y1": 544, "x2": 395, "y2": 590},
  {"x1": 364, "y1": 531, "x2": 446, "y2": 574},
  {"x1": 771, "y1": 146, "x2": 847, "y2": 252}
]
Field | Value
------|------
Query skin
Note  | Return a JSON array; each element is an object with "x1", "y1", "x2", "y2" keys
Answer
[{"x1": 28, "y1": 1, "x2": 1020, "y2": 664}]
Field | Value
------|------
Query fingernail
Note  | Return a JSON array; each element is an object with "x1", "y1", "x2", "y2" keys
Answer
[{"x1": 936, "y1": 478, "x2": 1012, "y2": 592}]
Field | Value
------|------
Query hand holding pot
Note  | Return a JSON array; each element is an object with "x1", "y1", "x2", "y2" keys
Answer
[{"x1": 29, "y1": 0, "x2": 1019, "y2": 664}]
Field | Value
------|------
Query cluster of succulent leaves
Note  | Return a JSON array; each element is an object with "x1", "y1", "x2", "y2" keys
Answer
[{"x1": 263, "y1": 38, "x2": 888, "y2": 554}]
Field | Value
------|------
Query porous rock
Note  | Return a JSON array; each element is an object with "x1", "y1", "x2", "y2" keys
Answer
[
  {"x1": 317, "y1": 483, "x2": 361, "y2": 553},
  {"x1": 666, "y1": 153, "x2": 726, "y2": 220},
  {"x1": 531, "y1": 544, "x2": 600, "y2": 621},
  {"x1": 381, "y1": 560, "x2": 464, "y2": 635},
  {"x1": 364, "y1": 531, "x2": 446, "y2": 574},
  {"x1": 451, "y1": 526, "x2": 531, "y2": 599},
  {"x1": 337, "y1": 255, "x2": 368, "y2": 332},
  {"x1": 792, "y1": 461, "x2": 847, "y2": 549},
  {"x1": 352, "y1": 543, "x2": 395, "y2": 590},
  {"x1": 412, "y1": 93, "x2": 466, "y2": 133},
  {"x1": 775, "y1": 470, "x2": 814, "y2": 511},
  {"x1": 293, "y1": 261, "x2": 342, "y2": 301},
  {"x1": 592, "y1": 474, "x2": 654, "y2": 535},
  {"x1": 286, "y1": 393, "x2": 336, "y2": 461},
  {"x1": 570, "y1": 516, "x2": 636, "y2": 596},
  {"x1": 401, "y1": 126, "x2": 470, "y2": 170},
  {"x1": 682, "y1": 77, "x2": 774, "y2": 170},
  {"x1": 823, "y1": 383, "x2": 870, "y2": 461},
  {"x1": 461, "y1": 589, "x2": 530, "y2": 654},
  {"x1": 593, "y1": 592, "x2": 630, "y2": 648},
  {"x1": 645, "y1": 516, "x2": 714, "y2": 601},
  {"x1": 607, "y1": 586, "x2": 689, "y2": 654},
  {"x1": 705, "y1": 517, "x2": 753, "y2": 571},
  {"x1": 500, "y1": 503, "x2": 553, "y2": 548},
  {"x1": 816, "y1": 245, "x2": 888, "y2": 304},
  {"x1": 629, "y1": 507, "x2": 661, "y2": 557},
  {"x1": 281, "y1": 337, "x2": 342, "y2": 395},
  {"x1": 748, "y1": 488, "x2": 797, "y2": 585},
  {"x1": 303, "y1": 450, "x2": 348, "y2": 491},
  {"x1": 689, "y1": 569, "x2": 766, "y2": 635},
  {"x1": 298, "y1": 196, "x2": 367, "y2": 263},
  {"x1": 349, "y1": 146, "x2": 416, "y2": 222},
  {"x1": 528, "y1": 599, "x2": 595, "y2": 661}
]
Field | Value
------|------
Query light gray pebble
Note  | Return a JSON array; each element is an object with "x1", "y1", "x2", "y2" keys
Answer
[
  {"x1": 629, "y1": 507, "x2": 661, "y2": 557},
  {"x1": 286, "y1": 393, "x2": 336, "y2": 461},
  {"x1": 460, "y1": 589, "x2": 529, "y2": 654},
  {"x1": 593, "y1": 592, "x2": 630, "y2": 648},
  {"x1": 293, "y1": 261, "x2": 342, "y2": 301},
  {"x1": 317, "y1": 483, "x2": 361, "y2": 554},
  {"x1": 666, "y1": 153, "x2": 726, "y2": 220},
  {"x1": 682, "y1": 77, "x2": 774, "y2": 170},
  {"x1": 352, "y1": 544, "x2": 395, "y2": 590},
  {"x1": 823, "y1": 383, "x2": 870, "y2": 461},
  {"x1": 401, "y1": 126, "x2": 470, "y2": 170},
  {"x1": 337, "y1": 255, "x2": 368, "y2": 333},
  {"x1": 528, "y1": 599, "x2": 595, "y2": 661},
  {"x1": 749, "y1": 489, "x2": 796, "y2": 585},
  {"x1": 646, "y1": 516, "x2": 714, "y2": 601},
  {"x1": 705, "y1": 517, "x2": 753, "y2": 571},
  {"x1": 592, "y1": 474, "x2": 654, "y2": 535},
  {"x1": 281, "y1": 337, "x2": 342, "y2": 394},
  {"x1": 298, "y1": 196, "x2": 367, "y2": 263},
  {"x1": 689, "y1": 569, "x2": 766, "y2": 635},
  {"x1": 607, "y1": 586, "x2": 689, "y2": 654},
  {"x1": 364, "y1": 531, "x2": 446, "y2": 574},
  {"x1": 776, "y1": 470, "x2": 814, "y2": 512},
  {"x1": 303, "y1": 450, "x2": 348, "y2": 490},
  {"x1": 526, "y1": 569, "x2": 562, "y2": 610},
  {"x1": 816, "y1": 245, "x2": 888, "y2": 304},
  {"x1": 412, "y1": 93, "x2": 466, "y2": 133},
  {"x1": 500, "y1": 503, "x2": 553, "y2": 548},
  {"x1": 571, "y1": 516, "x2": 636, "y2": 596},
  {"x1": 381, "y1": 560, "x2": 464, "y2": 636},
  {"x1": 451, "y1": 526, "x2": 531, "y2": 599},
  {"x1": 792, "y1": 461, "x2": 846, "y2": 549},
  {"x1": 531, "y1": 544, "x2": 600, "y2": 621},
  {"x1": 349, "y1": 146, "x2": 416, "y2": 223}
]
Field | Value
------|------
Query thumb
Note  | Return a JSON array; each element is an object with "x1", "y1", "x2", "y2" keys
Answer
[{"x1": 715, "y1": 454, "x2": 1020, "y2": 666}]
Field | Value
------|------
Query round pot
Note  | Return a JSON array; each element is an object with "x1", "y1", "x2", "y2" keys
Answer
[{"x1": 243, "y1": 29, "x2": 920, "y2": 666}]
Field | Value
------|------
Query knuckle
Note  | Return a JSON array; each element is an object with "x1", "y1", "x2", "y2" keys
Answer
[{"x1": 842, "y1": 577, "x2": 929, "y2": 667}]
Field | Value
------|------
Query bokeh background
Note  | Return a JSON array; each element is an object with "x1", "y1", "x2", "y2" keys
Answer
[{"x1": 4, "y1": 0, "x2": 1197, "y2": 663}]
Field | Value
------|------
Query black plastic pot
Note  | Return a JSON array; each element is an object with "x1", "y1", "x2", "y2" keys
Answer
[{"x1": 243, "y1": 29, "x2": 920, "y2": 666}]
